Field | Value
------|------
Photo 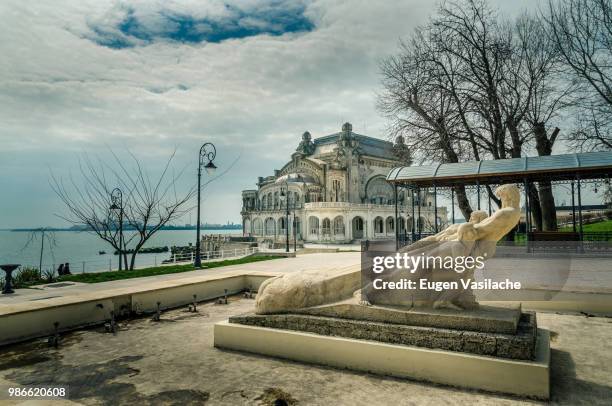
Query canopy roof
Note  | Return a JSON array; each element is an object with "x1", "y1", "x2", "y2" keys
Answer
[{"x1": 387, "y1": 151, "x2": 612, "y2": 187}]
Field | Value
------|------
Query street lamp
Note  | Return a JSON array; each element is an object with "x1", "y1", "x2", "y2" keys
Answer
[
  {"x1": 195, "y1": 142, "x2": 217, "y2": 268},
  {"x1": 110, "y1": 188, "x2": 123, "y2": 271}
]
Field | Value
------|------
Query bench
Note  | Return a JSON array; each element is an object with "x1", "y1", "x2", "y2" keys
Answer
[
  {"x1": 528, "y1": 231, "x2": 580, "y2": 241},
  {"x1": 527, "y1": 231, "x2": 580, "y2": 252}
]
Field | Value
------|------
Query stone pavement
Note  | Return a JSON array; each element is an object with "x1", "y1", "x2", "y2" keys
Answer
[
  {"x1": 2, "y1": 251, "x2": 611, "y2": 317},
  {"x1": 4, "y1": 251, "x2": 612, "y2": 305},
  {"x1": 0, "y1": 253, "x2": 361, "y2": 307},
  {"x1": 0, "y1": 296, "x2": 610, "y2": 405}
]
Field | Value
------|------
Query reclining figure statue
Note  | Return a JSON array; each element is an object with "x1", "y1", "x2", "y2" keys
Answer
[{"x1": 255, "y1": 184, "x2": 521, "y2": 314}]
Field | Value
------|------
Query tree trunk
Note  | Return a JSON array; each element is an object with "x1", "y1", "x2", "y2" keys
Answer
[
  {"x1": 538, "y1": 180, "x2": 558, "y2": 231},
  {"x1": 439, "y1": 134, "x2": 473, "y2": 221},
  {"x1": 455, "y1": 185, "x2": 472, "y2": 221},
  {"x1": 533, "y1": 123, "x2": 558, "y2": 231},
  {"x1": 485, "y1": 185, "x2": 501, "y2": 209},
  {"x1": 528, "y1": 183, "x2": 543, "y2": 231},
  {"x1": 122, "y1": 246, "x2": 129, "y2": 271},
  {"x1": 130, "y1": 253, "x2": 137, "y2": 271}
]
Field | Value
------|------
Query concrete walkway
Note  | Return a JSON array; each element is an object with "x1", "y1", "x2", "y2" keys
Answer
[
  {"x1": 1, "y1": 297, "x2": 610, "y2": 405},
  {"x1": 0, "y1": 252, "x2": 361, "y2": 308},
  {"x1": 2, "y1": 251, "x2": 612, "y2": 313}
]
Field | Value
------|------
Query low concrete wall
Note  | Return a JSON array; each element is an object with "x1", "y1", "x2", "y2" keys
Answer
[
  {"x1": 1, "y1": 298, "x2": 114, "y2": 346},
  {"x1": 2, "y1": 267, "x2": 609, "y2": 348},
  {"x1": 0, "y1": 273, "x2": 276, "y2": 347}
]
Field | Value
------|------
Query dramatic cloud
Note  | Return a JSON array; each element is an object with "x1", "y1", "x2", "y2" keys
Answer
[
  {"x1": 0, "y1": 0, "x2": 541, "y2": 228},
  {"x1": 83, "y1": 1, "x2": 315, "y2": 48}
]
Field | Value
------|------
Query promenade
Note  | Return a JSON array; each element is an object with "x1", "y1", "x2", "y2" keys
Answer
[
  {"x1": 1, "y1": 290, "x2": 611, "y2": 404},
  {"x1": 0, "y1": 253, "x2": 360, "y2": 307},
  {"x1": 1, "y1": 251, "x2": 612, "y2": 404}
]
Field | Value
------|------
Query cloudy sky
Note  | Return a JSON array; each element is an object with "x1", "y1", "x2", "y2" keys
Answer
[{"x1": 0, "y1": 0, "x2": 539, "y2": 228}]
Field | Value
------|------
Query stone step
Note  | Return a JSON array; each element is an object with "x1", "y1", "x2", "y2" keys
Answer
[
  {"x1": 293, "y1": 300, "x2": 522, "y2": 334},
  {"x1": 228, "y1": 310, "x2": 537, "y2": 360}
]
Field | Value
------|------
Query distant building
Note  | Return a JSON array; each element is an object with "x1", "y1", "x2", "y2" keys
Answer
[{"x1": 241, "y1": 123, "x2": 447, "y2": 243}]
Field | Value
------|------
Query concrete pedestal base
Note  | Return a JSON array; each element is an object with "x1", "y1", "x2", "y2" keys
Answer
[
  {"x1": 214, "y1": 321, "x2": 550, "y2": 399},
  {"x1": 229, "y1": 312, "x2": 537, "y2": 360}
]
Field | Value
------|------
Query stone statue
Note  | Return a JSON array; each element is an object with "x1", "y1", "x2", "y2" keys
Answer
[
  {"x1": 295, "y1": 131, "x2": 315, "y2": 155},
  {"x1": 392, "y1": 135, "x2": 413, "y2": 165},
  {"x1": 419, "y1": 210, "x2": 488, "y2": 242},
  {"x1": 255, "y1": 184, "x2": 521, "y2": 315}
]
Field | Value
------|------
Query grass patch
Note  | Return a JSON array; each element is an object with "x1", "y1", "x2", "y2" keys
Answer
[
  {"x1": 50, "y1": 255, "x2": 283, "y2": 284},
  {"x1": 560, "y1": 219, "x2": 612, "y2": 232}
]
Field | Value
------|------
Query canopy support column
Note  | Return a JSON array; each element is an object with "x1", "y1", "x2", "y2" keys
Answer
[
  {"x1": 417, "y1": 187, "x2": 422, "y2": 240},
  {"x1": 394, "y1": 184, "x2": 399, "y2": 250},
  {"x1": 451, "y1": 187, "x2": 455, "y2": 224},
  {"x1": 577, "y1": 176, "x2": 583, "y2": 243},
  {"x1": 524, "y1": 178, "x2": 530, "y2": 252},
  {"x1": 411, "y1": 187, "x2": 416, "y2": 243},
  {"x1": 433, "y1": 184, "x2": 438, "y2": 233},
  {"x1": 571, "y1": 181, "x2": 577, "y2": 233}
]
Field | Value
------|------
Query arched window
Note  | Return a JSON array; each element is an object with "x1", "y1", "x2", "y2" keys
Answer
[
  {"x1": 405, "y1": 217, "x2": 413, "y2": 232},
  {"x1": 374, "y1": 217, "x2": 384, "y2": 234},
  {"x1": 386, "y1": 217, "x2": 395, "y2": 234},
  {"x1": 331, "y1": 179, "x2": 343, "y2": 202},
  {"x1": 279, "y1": 217, "x2": 286, "y2": 232},
  {"x1": 294, "y1": 217, "x2": 301, "y2": 237},
  {"x1": 352, "y1": 216, "x2": 364, "y2": 239},
  {"x1": 265, "y1": 218, "x2": 275, "y2": 235},
  {"x1": 253, "y1": 218, "x2": 263, "y2": 235},
  {"x1": 322, "y1": 218, "x2": 331, "y2": 236},
  {"x1": 274, "y1": 192, "x2": 279, "y2": 209},
  {"x1": 309, "y1": 217, "x2": 319, "y2": 236},
  {"x1": 366, "y1": 177, "x2": 394, "y2": 205},
  {"x1": 333, "y1": 216, "x2": 345, "y2": 235}
]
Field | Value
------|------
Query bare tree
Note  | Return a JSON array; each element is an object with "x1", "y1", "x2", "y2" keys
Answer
[
  {"x1": 379, "y1": 0, "x2": 578, "y2": 231},
  {"x1": 545, "y1": 0, "x2": 612, "y2": 150},
  {"x1": 515, "y1": 12, "x2": 576, "y2": 230},
  {"x1": 22, "y1": 228, "x2": 57, "y2": 274},
  {"x1": 379, "y1": 32, "x2": 475, "y2": 220},
  {"x1": 51, "y1": 150, "x2": 195, "y2": 271}
]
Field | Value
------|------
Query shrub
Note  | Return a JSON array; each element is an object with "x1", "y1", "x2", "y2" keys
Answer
[
  {"x1": 42, "y1": 269, "x2": 57, "y2": 283},
  {"x1": 13, "y1": 267, "x2": 42, "y2": 287},
  {"x1": 10, "y1": 267, "x2": 56, "y2": 288}
]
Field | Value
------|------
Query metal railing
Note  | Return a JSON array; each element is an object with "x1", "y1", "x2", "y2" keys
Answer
[
  {"x1": 164, "y1": 246, "x2": 259, "y2": 264},
  {"x1": 17, "y1": 247, "x2": 260, "y2": 275}
]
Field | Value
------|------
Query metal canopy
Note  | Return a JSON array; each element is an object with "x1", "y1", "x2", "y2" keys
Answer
[{"x1": 387, "y1": 151, "x2": 612, "y2": 186}]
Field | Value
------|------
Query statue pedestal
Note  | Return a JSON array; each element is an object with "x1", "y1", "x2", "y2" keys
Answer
[
  {"x1": 214, "y1": 321, "x2": 550, "y2": 399},
  {"x1": 294, "y1": 299, "x2": 522, "y2": 334},
  {"x1": 214, "y1": 301, "x2": 550, "y2": 398}
]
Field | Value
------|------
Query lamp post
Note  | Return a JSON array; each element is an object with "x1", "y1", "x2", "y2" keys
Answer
[
  {"x1": 110, "y1": 188, "x2": 123, "y2": 271},
  {"x1": 195, "y1": 143, "x2": 217, "y2": 268},
  {"x1": 293, "y1": 207, "x2": 297, "y2": 252}
]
